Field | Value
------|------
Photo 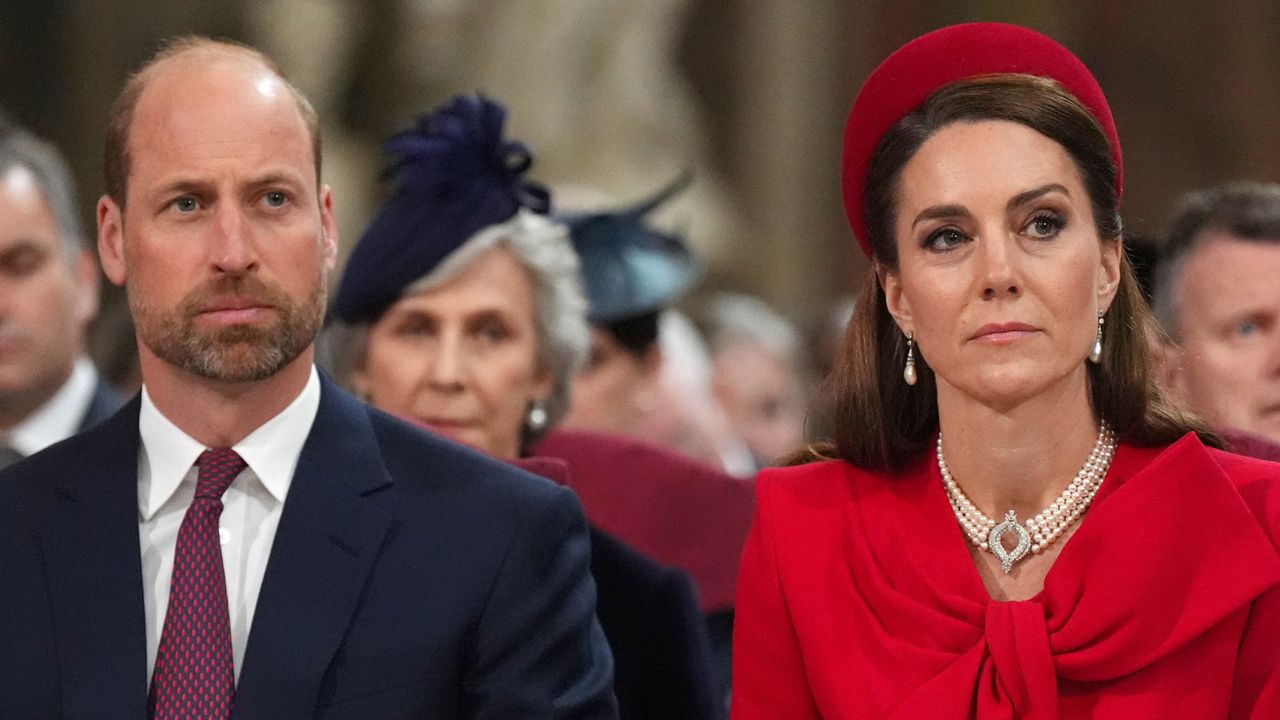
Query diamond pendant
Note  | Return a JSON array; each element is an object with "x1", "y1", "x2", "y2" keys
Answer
[{"x1": 988, "y1": 510, "x2": 1031, "y2": 574}]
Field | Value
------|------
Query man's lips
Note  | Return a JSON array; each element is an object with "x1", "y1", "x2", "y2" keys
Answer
[
  {"x1": 195, "y1": 297, "x2": 275, "y2": 324},
  {"x1": 971, "y1": 322, "x2": 1039, "y2": 344}
]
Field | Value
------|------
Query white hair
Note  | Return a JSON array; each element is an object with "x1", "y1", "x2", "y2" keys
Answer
[{"x1": 321, "y1": 209, "x2": 589, "y2": 447}]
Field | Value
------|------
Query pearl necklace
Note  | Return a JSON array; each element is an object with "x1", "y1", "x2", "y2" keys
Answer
[{"x1": 937, "y1": 421, "x2": 1117, "y2": 574}]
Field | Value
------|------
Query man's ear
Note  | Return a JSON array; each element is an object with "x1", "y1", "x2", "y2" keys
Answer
[
  {"x1": 1152, "y1": 330, "x2": 1188, "y2": 405},
  {"x1": 97, "y1": 195, "x2": 127, "y2": 287},
  {"x1": 319, "y1": 185, "x2": 338, "y2": 271}
]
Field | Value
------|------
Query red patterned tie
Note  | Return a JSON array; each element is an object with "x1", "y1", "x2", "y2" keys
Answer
[{"x1": 148, "y1": 448, "x2": 246, "y2": 720}]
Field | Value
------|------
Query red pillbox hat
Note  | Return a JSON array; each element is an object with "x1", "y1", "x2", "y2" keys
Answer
[{"x1": 841, "y1": 22, "x2": 1123, "y2": 257}]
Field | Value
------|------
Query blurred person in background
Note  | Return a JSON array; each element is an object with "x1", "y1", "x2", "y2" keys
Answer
[
  {"x1": 540, "y1": 182, "x2": 759, "y2": 699},
  {"x1": 324, "y1": 95, "x2": 723, "y2": 720},
  {"x1": 556, "y1": 179, "x2": 754, "y2": 474},
  {"x1": 0, "y1": 118, "x2": 123, "y2": 469},
  {"x1": 557, "y1": 177, "x2": 697, "y2": 437},
  {"x1": 1153, "y1": 182, "x2": 1280, "y2": 457},
  {"x1": 699, "y1": 292, "x2": 810, "y2": 471}
]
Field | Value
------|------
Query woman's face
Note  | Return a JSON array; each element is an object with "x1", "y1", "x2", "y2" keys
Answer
[
  {"x1": 562, "y1": 327, "x2": 658, "y2": 434},
  {"x1": 354, "y1": 246, "x2": 551, "y2": 459},
  {"x1": 881, "y1": 119, "x2": 1121, "y2": 411}
]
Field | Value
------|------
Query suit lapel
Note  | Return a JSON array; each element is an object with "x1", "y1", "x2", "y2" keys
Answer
[
  {"x1": 233, "y1": 376, "x2": 395, "y2": 719},
  {"x1": 39, "y1": 397, "x2": 149, "y2": 718}
]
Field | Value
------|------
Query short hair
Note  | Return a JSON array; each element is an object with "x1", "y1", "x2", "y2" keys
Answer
[
  {"x1": 700, "y1": 292, "x2": 802, "y2": 367},
  {"x1": 321, "y1": 210, "x2": 590, "y2": 450},
  {"x1": 103, "y1": 36, "x2": 321, "y2": 207},
  {"x1": 1152, "y1": 182, "x2": 1280, "y2": 338},
  {"x1": 0, "y1": 118, "x2": 85, "y2": 260}
]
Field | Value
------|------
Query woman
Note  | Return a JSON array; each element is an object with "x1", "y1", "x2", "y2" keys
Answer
[
  {"x1": 732, "y1": 23, "x2": 1280, "y2": 719},
  {"x1": 323, "y1": 95, "x2": 724, "y2": 720}
]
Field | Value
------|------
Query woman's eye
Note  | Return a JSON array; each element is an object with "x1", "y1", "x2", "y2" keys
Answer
[
  {"x1": 1236, "y1": 319, "x2": 1259, "y2": 337},
  {"x1": 264, "y1": 191, "x2": 288, "y2": 208},
  {"x1": 477, "y1": 324, "x2": 511, "y2": 342},
  {"x1": 396, "y1": 320, "x2": 431, "y2": 338},
  {"x1": 1024, "y1": 212, "x2": 1064, "y2": 239},
  {"x1": 925, "y1": 228, "x2": 967, "y2": 252}
]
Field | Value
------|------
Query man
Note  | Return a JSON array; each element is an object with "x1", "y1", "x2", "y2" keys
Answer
[
  {"x1": 1153, "y1": 182, "x2": 1280, "y2": 451},
  {"x1": 0, "y1": 38, "x2": 615, "y2": 718},
  {"x1": 0, "y1": 120, "x2": 123, "y2": 469}
]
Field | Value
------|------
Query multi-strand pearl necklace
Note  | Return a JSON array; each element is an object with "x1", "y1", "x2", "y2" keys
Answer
[{"x1": 938, "y1": 421, "x2": 1117, "y2": 574}]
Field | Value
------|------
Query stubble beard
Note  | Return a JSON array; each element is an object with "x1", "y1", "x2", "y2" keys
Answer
[{"x1": 130, "y1": 271, "x2": 327, "y2": 384}]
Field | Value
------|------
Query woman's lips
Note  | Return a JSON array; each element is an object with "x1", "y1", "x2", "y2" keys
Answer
[
  {"x1": 971, "y1": 322, "x2": 1039, "y2": 345},
  {"x1": 420, "y1": 418, "x2": 475, "y2": 433}
]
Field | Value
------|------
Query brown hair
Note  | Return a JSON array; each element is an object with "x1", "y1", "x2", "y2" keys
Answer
[
  {"x1": 103, "y1": 36, "x2": 322, "y2": 207},
  {"x1": 815, "y1": 75, "x2": 1214, "y2": 472}
]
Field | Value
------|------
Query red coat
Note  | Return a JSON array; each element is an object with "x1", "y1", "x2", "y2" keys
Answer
[
  {"x1": 732, "y1": 434, "x2": 1280, "y2": 719},
  {"x1": 535, "y1": 429, "x2": 756, "y2": 612}
]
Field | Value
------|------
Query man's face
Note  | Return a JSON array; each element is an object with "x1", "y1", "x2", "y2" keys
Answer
[
  {"x1": 1170, "y1": 231, "x2": 1280, "y2": 442},
  {"x1": 97, "y1": 55, "x2": 337, "y2": 385},
  {"x1": 0, "y1": 166, "x2": 95, "y2": 425}
]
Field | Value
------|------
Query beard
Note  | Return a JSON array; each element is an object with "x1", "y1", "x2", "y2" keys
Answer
[{"x1": 130, "y1": 271, "x2": 327, "y2": 384}]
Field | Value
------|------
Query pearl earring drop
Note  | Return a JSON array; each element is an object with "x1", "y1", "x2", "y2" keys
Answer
[
  {"x1": 1089, "y1": 311, "x2": 1104, "y2": 364},
  {"x1": 904, "y1": 331, "x2": 918, "y2": 386}
]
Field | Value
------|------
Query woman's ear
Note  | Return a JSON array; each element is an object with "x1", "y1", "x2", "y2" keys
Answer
[
  {"x1": 878, "y1": 262, "x2": 913, "y2": 331},
  {"x1": 1098, "y1": 237, "x2": 1123, "y2": 311}
]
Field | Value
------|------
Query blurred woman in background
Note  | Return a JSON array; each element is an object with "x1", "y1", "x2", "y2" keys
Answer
[{"x1": 323, "y1": 95, "x2": 723, "y2": 720}]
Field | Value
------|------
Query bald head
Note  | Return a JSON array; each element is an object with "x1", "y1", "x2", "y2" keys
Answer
[{"x1": 103, "y1": 37, "x2": 320, "y2": 208}]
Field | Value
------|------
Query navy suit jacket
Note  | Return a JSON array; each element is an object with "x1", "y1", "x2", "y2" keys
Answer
[{"x1": 0, "y1": 374, "x2": 617, "y2": 719}]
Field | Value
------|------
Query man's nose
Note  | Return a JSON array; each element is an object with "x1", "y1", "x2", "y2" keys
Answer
[{"x1": 208, "y1": 205, "x2": 258, "y2": 274}]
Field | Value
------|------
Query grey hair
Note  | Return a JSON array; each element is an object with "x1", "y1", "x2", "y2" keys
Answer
[
  {"x1": 0, "y1": 120, "x2": 86, "y2": 261},
  {"x1": 700, "y1": 292, "x2": 802, "y2": 367},
  {"x1": 320, "y1": 209, "x2": 589, "y2": 448},
  {"x1": 1153, "y1": 182, "x2": 1280, "y2": 340}
]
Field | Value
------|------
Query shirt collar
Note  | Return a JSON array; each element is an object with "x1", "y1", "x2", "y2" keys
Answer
[
  {"x1": 138, "y1": 366, "x2": 322, "y2": 520},
  {"x1": 7, "y1": 357, "x2": 98, "y2": 456}
]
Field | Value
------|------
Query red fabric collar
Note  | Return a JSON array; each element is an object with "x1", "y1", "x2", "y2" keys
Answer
[{"x1": 845, "y1": 435, "x2": 1280, "y2": 717}]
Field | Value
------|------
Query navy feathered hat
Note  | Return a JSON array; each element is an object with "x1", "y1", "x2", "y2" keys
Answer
[
  {"x1": 562, "y1": 174, "x2": 700, "y2": 325},
  {"x1": 331, "y1": 94, "x2": 551, "y2": 324}
]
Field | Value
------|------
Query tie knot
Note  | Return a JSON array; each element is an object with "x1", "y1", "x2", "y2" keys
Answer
[{"x1": 194, "y1": 448, "x2": 247, "y2": 500}]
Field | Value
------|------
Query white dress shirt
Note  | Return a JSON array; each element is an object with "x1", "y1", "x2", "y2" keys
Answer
[
  {"x1": 137, "y1": 366, "x2": 321, "y2": 682},
  {"x1": 6, "y1": 357, "x2": 99, "y2": 456}
]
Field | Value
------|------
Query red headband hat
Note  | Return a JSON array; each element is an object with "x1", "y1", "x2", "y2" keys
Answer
[{"x1": 841, "y1": 22, "x2": 1123, "y2": 257}]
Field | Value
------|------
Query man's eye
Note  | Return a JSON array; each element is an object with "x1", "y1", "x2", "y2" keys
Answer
[
  {"x1": 173, "y1": 197, "x2": 199, "y2": 213},
  {"x1": 264, "y1": 191, "x2": 288, "y2": 208},
  {"x1": 1237, "y1": 320, "x2": 1259, "y2": 337}
]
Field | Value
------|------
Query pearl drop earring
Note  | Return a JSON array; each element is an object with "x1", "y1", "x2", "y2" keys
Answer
[
  {"x1": 1089, "y1": 311, "x2": 1104, "y2": 364},
  {"x1": 904, "y1": 331, "x2": 918, "y2": 386}
]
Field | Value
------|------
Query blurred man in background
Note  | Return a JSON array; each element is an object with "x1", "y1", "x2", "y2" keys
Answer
[
  {"x1": 0, "y1": 118, "x2": 122, "y2": 469},
  {"x1": 1153, "y1": 182, "x2": 1280, "y2": 455}
]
